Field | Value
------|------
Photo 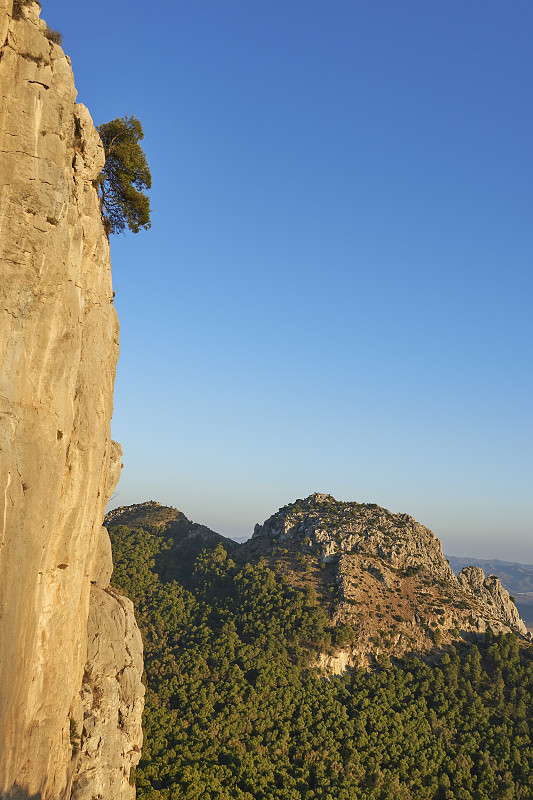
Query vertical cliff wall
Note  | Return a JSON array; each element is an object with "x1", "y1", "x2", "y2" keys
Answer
[{"x1": 0, "y1": 1, "x2": 143, "y2": 797}]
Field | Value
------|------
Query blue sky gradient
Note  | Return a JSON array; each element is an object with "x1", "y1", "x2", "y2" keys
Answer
[{"x1": 43, "y1": 1, "x2": 532, "y2": 560}]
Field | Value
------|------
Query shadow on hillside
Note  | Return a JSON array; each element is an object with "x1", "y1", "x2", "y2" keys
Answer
[
  {"x1": 152, "y1": 524, "x2": 236, "y2": 587},
  {"x1": 2, "y1": 787, "x2": 42, "y2": 800}
]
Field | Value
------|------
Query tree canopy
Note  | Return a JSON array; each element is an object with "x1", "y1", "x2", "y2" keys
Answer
[{"x1": 96, "y1": 115, "x2": 151, "y2": 235}]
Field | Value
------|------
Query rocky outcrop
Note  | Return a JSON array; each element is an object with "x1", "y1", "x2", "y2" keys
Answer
[
  {"x1": 70, "y1": 588, "x2": 144, "y2": 800},
  {"x1": 0, "y1": 2, "x2": 143, "y2": 798},
  {"x1": 458, "y1": 566, "x2": 527, "y2": 636},
  {"x1": 253, "y1": 492, "x2": 456, "y2": 583},
  {"x1": 252, "y1": 494, "x2": 528, "y2": 666}
]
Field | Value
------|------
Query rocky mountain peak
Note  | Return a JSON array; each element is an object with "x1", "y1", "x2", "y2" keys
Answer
[
  {"x1": 253, "y1": 493, "x2": 456, "y2": 584},
  {"x1": 250, "y1": 493, "x2": 529, "y2": 669},
  {"x1": 105, "y1": 497, "x2": 529, "y2": 680}
]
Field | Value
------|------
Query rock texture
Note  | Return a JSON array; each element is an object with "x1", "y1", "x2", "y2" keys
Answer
[
  {"x1": 0, "y1": 2, "x2": 143, "y2": 798},
  {"x1": 71, "y1": 588, "x2": 144, "y2": 800},
  {"x1": 448, "y1": 555, "x2": 533, "y2": 594},
  {"x1": 458, "y1": 566, "x2": 527, "y2": 636},
  {"x1": 252, "y1": 493, "x2": 528, "y2": 667},
  {"x1": 254, "y1": 492, "x2": 456, "y2": 583}
]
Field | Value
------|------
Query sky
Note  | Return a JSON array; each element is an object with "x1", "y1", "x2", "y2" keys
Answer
[{"x1": 43, "y1": 0, "x2": 532, "y2": 562}]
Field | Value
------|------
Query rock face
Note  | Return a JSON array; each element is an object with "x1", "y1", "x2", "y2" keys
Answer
[
  {"x1": 71, "y1": 587, "x2": 144, "y2": 800},
  {"x1": 458, "y1": 566, "x2": 527, "y2": 636},
  {"x1": 254, "y1": 492, "x2": 456, "y2": 583},
  {"x1": 0, "y1": 2, "x2": 143, "y2": 798}
]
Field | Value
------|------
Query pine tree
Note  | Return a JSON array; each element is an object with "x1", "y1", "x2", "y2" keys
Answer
[{"x1": 96, "y1": 115, "x2": 151, "y2": 234}]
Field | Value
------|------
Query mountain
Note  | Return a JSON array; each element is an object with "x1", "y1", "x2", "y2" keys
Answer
[
  {"x1": 243, "y1": 493, "x2": 528, "y2": 669},
  {"x1": 105, "y1": 501, "x2": 232, "y2": 585},
  {"x1": 106, "y1": 495, "x2": 533, "y2": 799},
  {"x1": 107, "y1": 494, "x2": 529, "y2": 673}
]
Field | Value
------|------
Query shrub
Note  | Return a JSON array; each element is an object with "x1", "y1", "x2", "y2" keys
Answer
[
  {"x1": 45, "y1": 26, "x2": 62, "y2": 45},
  {"x1": 377, "y1": 651, "x2": 391, "y2": 669},
  {"x1": 69, "y1": 717, "x2": 81, "y2": 755}
]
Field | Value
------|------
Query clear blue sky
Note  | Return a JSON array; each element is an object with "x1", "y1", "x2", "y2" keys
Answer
[{"x1": 44, "y1": 0, "x2": 532, "y2": 562}]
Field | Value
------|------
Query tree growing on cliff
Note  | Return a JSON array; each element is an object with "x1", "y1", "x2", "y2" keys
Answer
[{"x1": 96, "y1": 115, "x2": 151, "y2": 235}]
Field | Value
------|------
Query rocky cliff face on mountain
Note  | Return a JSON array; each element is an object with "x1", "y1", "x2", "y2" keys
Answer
[
  {"x1": 457, "y1": 566, "x2": 526, "y2": 633},
  {"x1": 447, "y1": 555, "x2": 533, "y2": 594},
  {"x1": 0, "y1": 2, "x2": 143, "y2": 798},
  {"x1": 251, "y1": 493, "x2": 528, "y2": 670},
  {"x1": 253, "y1": 492, "x2": 456, "y2": 581}
]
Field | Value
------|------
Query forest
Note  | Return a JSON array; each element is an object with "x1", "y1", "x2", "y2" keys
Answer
[{"x1": 108, "y1": 519, "x2": 533, "y2": 800}]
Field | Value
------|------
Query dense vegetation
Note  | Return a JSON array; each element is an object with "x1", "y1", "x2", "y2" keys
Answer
[{"x1": 109, "y1": 521, "x2": 533, "y2": 800}]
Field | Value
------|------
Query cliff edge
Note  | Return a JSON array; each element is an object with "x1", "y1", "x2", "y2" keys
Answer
[{"x1": 0, "y1": 2, "x2": 143, "y2": 797}]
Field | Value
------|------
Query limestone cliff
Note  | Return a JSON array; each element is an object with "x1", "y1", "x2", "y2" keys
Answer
[{"x1": 0, "y1": 1, "x2": 143, "y2": 798}]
